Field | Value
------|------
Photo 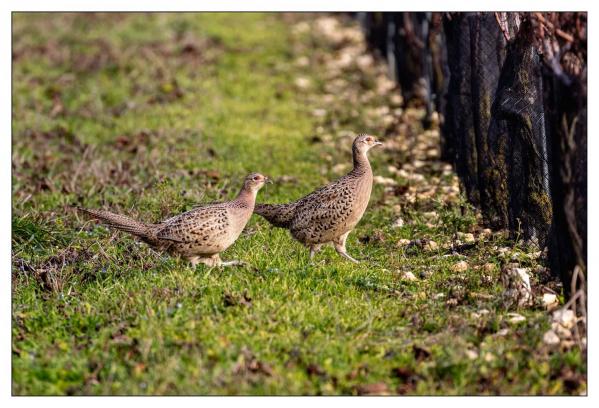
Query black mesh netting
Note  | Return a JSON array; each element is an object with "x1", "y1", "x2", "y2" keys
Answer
[
  {"x1": 493, "y1": 19, "x2": 552, "y2": 244},
  {"x1": 468, "y1": 13, "x2": 508, "y2": 228},
  {"x1": 443, "y1": 13, "x2": 480, "y2": 205},
  {"x1": 359, "y1": 12, "x2": 587, "y2": 297}
]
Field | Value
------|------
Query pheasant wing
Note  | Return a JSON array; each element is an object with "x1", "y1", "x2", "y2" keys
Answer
[
  {"x1": 290, "y1": 181, "x2": 355, "y2": 239},
  {"x1": 156, "y1": 205, "x2": 229, "y2": 243}
]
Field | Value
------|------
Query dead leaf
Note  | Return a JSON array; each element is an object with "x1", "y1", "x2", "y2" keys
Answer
[
  {"x1": 412, "y1": 345, "x2": 431, "y2": 361},
  {"x1": 306, "y1": 363, "x2": 326, "y2": 377},
  {"x1": 451, "y1": 261, "x2": 469, "y2": 272},
  {"x1": 356, "y1": 382, "x2": 390, "y2": 395}
]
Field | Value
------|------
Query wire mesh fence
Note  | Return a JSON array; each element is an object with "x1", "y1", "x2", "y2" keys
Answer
[{"x1": 358, "y1": 12, "x2": 587, "y2": 298}]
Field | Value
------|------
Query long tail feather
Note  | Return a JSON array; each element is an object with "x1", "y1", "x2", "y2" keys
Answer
[
  {"x1": 78, "y1": 207, "x2": 150, "y2": 238},
  {"x1": 254, "y1": 203, "x2": 297, "y2": 228}
]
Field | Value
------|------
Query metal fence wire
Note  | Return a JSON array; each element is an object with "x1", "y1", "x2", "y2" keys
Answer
[{"x1": 357, "y1": 12, "x2": 587, "y2": 297}]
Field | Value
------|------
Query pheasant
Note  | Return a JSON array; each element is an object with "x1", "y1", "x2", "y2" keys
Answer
[
  {"x1": 78, "y1": 173, "x2": 270, "y2": 267},
  {"x1": 255, "y1": 134, "x2": 382, "y2": 263}
]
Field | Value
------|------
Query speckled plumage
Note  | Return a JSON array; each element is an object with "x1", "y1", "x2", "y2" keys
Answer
[
  {"x1": 255, "y1": 135, "x2": 382, "y2": 262},
  {"x1": 79, "y1": 173, "x2": 269, "y2": 267}
]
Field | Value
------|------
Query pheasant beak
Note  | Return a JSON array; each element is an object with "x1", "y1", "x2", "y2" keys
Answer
[
  {"x1": 374, "y1": 140, "x2": 383, "y2": 147},
  {"x1": 264, "y1": 177, "x2": 273, "y2": 184}
]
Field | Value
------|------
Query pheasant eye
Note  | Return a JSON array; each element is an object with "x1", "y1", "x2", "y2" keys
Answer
[
  {"x1": 365, "y1": 137, "x2": 372, "y2": 142},
  {"x1": 253, "y1": 176, "x2": 260, "y2": 181}
]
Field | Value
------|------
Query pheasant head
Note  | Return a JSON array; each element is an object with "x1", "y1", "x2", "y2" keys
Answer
[
  {"x1": 352, "y1": 134, "x2": 382, "y2": 169},
  {"x1": 241, "y1": 173, "x2": 270, "y2": 195},
  {"x1": 353, "y1": 134, "x2": 383, "y2": 154}
]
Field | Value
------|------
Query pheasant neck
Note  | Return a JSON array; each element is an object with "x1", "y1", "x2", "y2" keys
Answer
[
  {"x1": 236, "y1": 188, "x2": 257, "y2": 208},
  {"x1": 351, "y1": 147, "x2": 371, "y2": 175}
]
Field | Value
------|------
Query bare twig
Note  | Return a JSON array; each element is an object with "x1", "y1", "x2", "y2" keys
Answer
[
  {"x1": 69, "y1": 144, "x2": 93, "y2": 193},
  {"x1": 569, "y1": 266, "x2": 586, "y2": 350},
  {"x1": 559, "y1": 264, "x2": 586, "y2": 351},
  {"x1": 495, "y1": 12, "x2": 511, "y2": 42},
  {"x1": 562, "y1": 115, "x2": 585, "y2": 267},
  {"x1": 533, "y1": 12, "x2": 575, "y2": 43}
]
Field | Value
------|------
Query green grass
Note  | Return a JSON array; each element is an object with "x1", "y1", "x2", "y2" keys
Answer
[{"x1": 12, "y1": 13, "x2": 586, "y2": 395}]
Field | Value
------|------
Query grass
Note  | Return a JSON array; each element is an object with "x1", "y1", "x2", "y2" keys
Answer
[{"x1": 11, "y1": 13, "x2": 586, "y2": 395}]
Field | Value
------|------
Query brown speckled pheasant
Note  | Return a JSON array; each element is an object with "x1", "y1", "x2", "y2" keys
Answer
[
  {"x1": 78, "y1": 173, "x2": 269, "y2": 267},
  {"x1": 255, "y1": 134, "x2": 382, "y2": 263}
]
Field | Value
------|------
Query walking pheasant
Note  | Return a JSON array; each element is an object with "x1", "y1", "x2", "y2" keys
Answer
[
  {"x1": 78, "y1": 173, "x2": 269, "y2": 267},
  {"x1": 254, "y1": 134, "x2": 382, "y2": 263}
]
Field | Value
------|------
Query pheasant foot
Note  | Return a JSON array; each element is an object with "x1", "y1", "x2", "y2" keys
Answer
[
  {"x1": 333, "y1": 231, "x2": 359, "y2": 263},
  {"x1": 220, "y1": 260, "x2": 247, "y2": 267},
  {"x1": 190, "y1": 254, "x2": 221, "y2": 267},
  {"x1": 336, "y1": 250, "x2": 360, "y2": 263}
]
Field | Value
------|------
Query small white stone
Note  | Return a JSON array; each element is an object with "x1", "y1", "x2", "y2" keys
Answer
[
  {"x1": 396, "y1": 238, "x2": 411, "y2": 247},
  {"x1": 462, "y1": 233, "x2": 475, "y2": 243},
  {"x1": 295, "y1": 56, "x2": 309, "y2": 67},
  {"x1": 484, "y1": 353, "x2": 496, "y2": 362},
  {"x1": 293, "y1": 21, "x2": 310, "y2": 34},
  {"x1": 552, "y1": 309, "x2": 576, "y2": 329},
  {"x1": 446, "y1": 298, "x2": 458, "y2": 306},
  {"x1": 387, "y1": 165, "x2": 399, "y2": 174},
  {"x1": 373, "y1": 176, "x2": 397, "y2": 186},
  {"x1": 433, "y1": 293, "x2": 445, "y2": 300},
  {"x1": 498, "y1": 247, "x2": 510, "y2": 255},
  {"x1": 390, "y1": 93, "x2": 403, "y2": 106},
  {"x1": 530, "y1": 251, "x2": 542, "y2": 259},
  {"x1": 552, "y1": 322, "x2": 572, "y2": 339},
  {"x1": 397, "y1": 169, "x2": 409, "y2": 178},
  {"x1": 424, "y1": 240, "x2": 438, "y2": 251},
  {"x1": 294, "y1": 77, "x2": 311, "y2": 89},
  {"x1": 413, "y1": 159, "x2": 426, "y2": 168},
  {"x1": 515, "y1": 268, "x2": 531, "y2": 289},
  {"x1": 356, "y1": 54, "x2": 373, "y2": 69},
  {"x1": 480, "y1": 228, "x2": 493, "y2": 238},
  {"x1": 402, "y1": 271, "x2": 417, "y2": 282},
  {"x1": 426, "y1": 148, "x2": 439, "y2": 158},
  {"x1": 465, "y1": 349, "x2": 479, "y2": 360},
  {"x1": 501, "y1": 265, "x2": 533, "y2": 307},
  {"x1": 422, "y1": 211, "x2": 438, "y2": 220},
  {"x1": 409, "y1": 173, "x2": 425, "y2": 183},
  {"x1": 391, "y1": 218, "x2": 405, "y2": 228},
  {"x1": 483, "y1": 263, "x2": 496, "y2": 273},
  {"x1": 451, "y1": 261, "x2": 469, "y2": 272},
  {"x1": 496, "y1": 328, "x2": 509, "y2": 336},
  {"x1": 507, "y1": 313, "x2": 526, "y2": 324},
  {"x1": 543, "y1": 330, "x2": 560, "y2": 345},
  {"x1": 542, "y1": 293, "x2": 558, "y2": 309}
]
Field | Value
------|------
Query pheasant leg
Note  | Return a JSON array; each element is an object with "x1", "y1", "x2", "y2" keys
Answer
[
  {"x1": 334, "y1": 232, "x2": 359, "y2": 263},
  {"x1": 190, "y1": 255, "x2": 245, "y2": 267},
  {"x1": 309, "y1": 244, "x2": 323, "y2": 260},
  {"x1": 189, "y1": 254, "x2": 222, "y2": 267}
]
